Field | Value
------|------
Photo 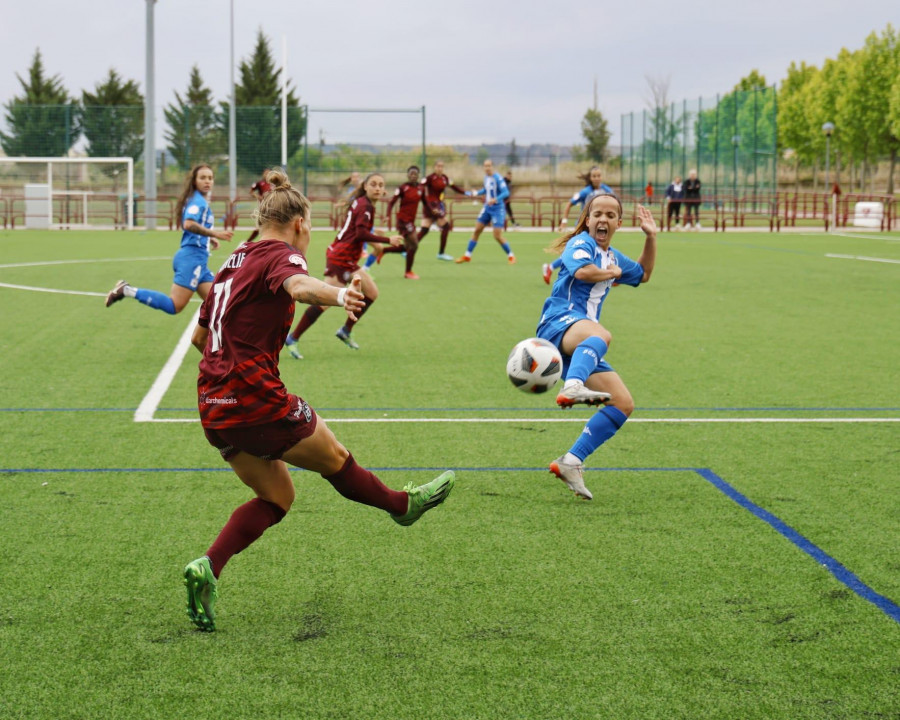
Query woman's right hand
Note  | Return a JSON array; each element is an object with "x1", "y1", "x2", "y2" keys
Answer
[{"x1": 343, "y1": 275, "x2": 366, "y2": 320}]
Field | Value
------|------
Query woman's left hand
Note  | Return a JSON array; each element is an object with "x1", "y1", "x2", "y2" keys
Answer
[{"x1": 637, "y1": 205, "x2": 658, "y2": 236}]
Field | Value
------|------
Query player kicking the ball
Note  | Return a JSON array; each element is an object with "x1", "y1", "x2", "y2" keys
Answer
[
  {"x1": 183, "y1": 170, "x2": 454, "y2": 631},
  {"x1": 535, "y1": 193, "x2": 657, "y2": 500}
]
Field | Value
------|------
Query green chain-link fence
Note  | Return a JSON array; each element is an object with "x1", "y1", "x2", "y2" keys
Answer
[{"x1": 620, "y1": 86, "x2": 777, "y2": 203}]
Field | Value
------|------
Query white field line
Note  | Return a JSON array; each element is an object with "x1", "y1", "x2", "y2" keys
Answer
[
  {"x1": 825, "y1": 253, "x2": 900, "y2": 264},
  {"x1": 0, "y1": 282, "x2": 106, "y2": 297},
  {"x1": 133, "y1": 307, "x2": 200, "y2": 423},
  {"x1": 143, "y1": 416, "x2": 900, "y2": 424},
  {"x1": 0, "y1": 256, "x2": 169, "y2": 269}
]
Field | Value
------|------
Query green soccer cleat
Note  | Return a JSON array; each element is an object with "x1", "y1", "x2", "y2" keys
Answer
[
  {"x1": 184, "y1": 556, "x2": 218, "y2": 632},
  {"x1": 391, "y1": 470, "x2": 455, "y2": 526}
]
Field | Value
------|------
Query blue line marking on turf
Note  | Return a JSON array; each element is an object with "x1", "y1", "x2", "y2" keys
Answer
[
  {"x1": 3, "y1": 464, "x2": 897, "y2": 624},
  {"x1": 695, "y1": 468, "x2": 900, "y2": 625},
  {"x1": 1, "y1": 406, "x2": 898, "y2": 413}
]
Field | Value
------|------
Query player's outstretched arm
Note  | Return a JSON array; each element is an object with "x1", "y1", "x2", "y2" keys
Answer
[
  {"x1": 636, "y1": 205, "x2": 658, "y2": 283},
  {"x1": 283, "y1": 274, "x2": 365, "y2": 317}
]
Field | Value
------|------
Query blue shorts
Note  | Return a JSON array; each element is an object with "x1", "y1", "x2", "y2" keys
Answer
[
  {"x1": 172, "y1": 246, "x2": 214, "y2": 290},
  {"x1": 477, "y1": 205, "x2": 506, "y2": 228},
  {"x1": 536, "y1": 314, "x2": 615, "y2": 377}
]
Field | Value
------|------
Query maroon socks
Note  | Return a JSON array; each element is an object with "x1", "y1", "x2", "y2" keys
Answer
[
  {"x1": 206, "y1": 497, "x2": 286, "y2": 578},
  {"x1": 324, "y1": 453, "x2": 408, "y2": 515}
]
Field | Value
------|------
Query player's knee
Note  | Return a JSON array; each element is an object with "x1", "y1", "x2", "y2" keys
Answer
[
  {"x1": 614, "y1": 394, "x2": 635, "y2": 417},
  {"x1": 323, "y1": 440, "x2": 350, "y2": 475}
]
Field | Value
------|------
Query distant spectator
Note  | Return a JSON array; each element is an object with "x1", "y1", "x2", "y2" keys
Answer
[
  {"x1": 683, "y1": 170, "x2": 701, "y2": 230},
  {"x1": 665, "y1": 176, "x2": 684, "y2": 231},
  {"x1": 644, "y1": 181, "x2": 654, "y2": 205}
]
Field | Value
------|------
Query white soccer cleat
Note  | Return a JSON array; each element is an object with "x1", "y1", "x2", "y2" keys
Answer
[
  {"x1": 555, "y1": 380, "x2": 611, "y2": 409},
  {"x1": 549, "y1": 456, "x2": 593, "y2": 500}
]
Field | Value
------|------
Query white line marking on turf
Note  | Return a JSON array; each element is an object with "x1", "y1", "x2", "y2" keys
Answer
[
  {"x1": 141, "y1": 416, "x2": 900, "y2": 424},
  {"x1": 0, "y1": 256, "x2": 169, "y2": 269},
  {"x1": 133, "y1": 307, "x2": 200, "y2": 423},
  {"x1": 825, "y1": 253, "x2": 900, "y2": 264},
  {"x1": 0, "y1": 282, "x2": 106, "y2": 297}
]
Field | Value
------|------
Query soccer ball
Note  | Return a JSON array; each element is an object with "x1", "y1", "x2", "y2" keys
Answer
[{"x1": 506, "y1": 338, "x2": 562, "y2": 393}]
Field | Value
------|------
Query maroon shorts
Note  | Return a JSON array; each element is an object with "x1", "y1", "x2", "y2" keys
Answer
[
  {"x1": 324, "y1": 260, "x2": 359, "y2": 284},
  {"x1": 203, "y1": 395, "x2": 318, "y2": 460},
  {"x1": 396, "y1": 220, "x2": 417, "y2": 237},
  {"x1": 423, "y1": 200, "x2": 446, "y2": 220}
]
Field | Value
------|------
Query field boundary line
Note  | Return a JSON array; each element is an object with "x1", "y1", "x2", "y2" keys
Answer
[
  {"x1": 825, "y1": 253, "x2": 900, "y2": 264},
  {"x1": 0, "y1": 282, "x2": 106, "y2": 297},
  {"x1": 0, "y1": 256, "x2": 170, "y2": 270},
  {"x1": 134, "y1": 307, "x2": 200, "y2": 423}
]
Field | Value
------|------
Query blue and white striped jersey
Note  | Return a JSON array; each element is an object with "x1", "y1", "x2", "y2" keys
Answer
[
  {"x1": 180, "y1": 190, "x2": 215, "y2": 250},
  {"x1": 538, "y1": 230, "x2": 643, "y2": 326},
  {"x1": 474, "y1": 173, "x2": 510, "y2": 205},
  {"x1": 570, "y1": 182, "x2": 614, "y2": 208}
]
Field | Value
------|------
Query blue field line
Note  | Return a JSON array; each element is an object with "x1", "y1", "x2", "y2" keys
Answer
[
  {"x1": 695, "y1": 468, "x2": 900, "y2": 625},
  {"x1": 1, "y1": 406, "x2": 898, "y2": 413},
  {"x1": 2, "y1": 463, "x2": 896, "y2": 624}
]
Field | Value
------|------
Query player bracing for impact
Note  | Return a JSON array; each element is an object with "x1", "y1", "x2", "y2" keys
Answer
[
  {"x1": 543, "y1": 166, "x2": 613, "y2": 284},
  {"x1": 419, "y1": 160, "x2": 467, "y2": 260},
  {"x1": 183, "y1": 169, "x2": 454, "y2": 631},
  {"x1": 455, "y1": 159, "x2": 515, "y2": 264},
  {"x1": 104, "y1": 164, "x2": 233, "y2": 313},
  {"x1": 536, "y1": 193, "x2": 658, "y2": 500}
]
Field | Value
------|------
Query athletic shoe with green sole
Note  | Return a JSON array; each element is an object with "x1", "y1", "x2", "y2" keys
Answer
[
  {"x1": 392, "y1": 470, "x2": 455, "y2": 526},
  {"x1": 184, "y1": 556, "x2": 218, "y2": 632}
]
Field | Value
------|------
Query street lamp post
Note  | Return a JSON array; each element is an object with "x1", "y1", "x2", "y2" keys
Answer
[{"x1": 822, "y1": 122, "x2": 835, "y2": 230}]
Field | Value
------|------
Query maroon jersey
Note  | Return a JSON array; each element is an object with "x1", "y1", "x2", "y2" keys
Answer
[
  {"x1": 421, "y1": 173, "x2": 465, "y2": 204},
  {"x1": 197, "y1": 240, "x2": 309, "y2": 429},
  {"x1": 327, "y1": 196, "x2": 382, "y2": 268},
  {"x1": 250, "y1": 179, "x2": 272, "y2": 196},
  {"x1": 386, "y1": 182, "x2": 424, "y2": 224}
]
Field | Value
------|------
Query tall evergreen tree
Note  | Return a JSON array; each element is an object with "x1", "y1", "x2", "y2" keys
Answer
[
  {"x1": 581, "y1": 108, "x2": 610, "y2": 163},
  {"x1": 80, "y1": 69, "x2": 144, "y2": 166},
  {"x1": 506, "y1": 138, "x2": 520, "y2": 167},
  {"x1": 0, "y1": 49, "x2": 78, "y2": 156},
  {"x1": 164, "y1": 65, "x2": 223, "y2": 170},
  {"x1": 218, "y1": 29, "x2": 305, "y2": 173}
]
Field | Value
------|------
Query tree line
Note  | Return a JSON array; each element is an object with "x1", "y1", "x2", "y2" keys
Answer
[
  {"x1": 778, "y1": 24, "x2": 899, "y2": 194},
  {"x1": 0, "y1": 30, "x2": 304, "y2": 174}
]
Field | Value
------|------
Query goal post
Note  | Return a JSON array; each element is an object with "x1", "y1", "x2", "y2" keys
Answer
[{"x1": 0, "y1": 156, "x2": 134, "y2": 229}]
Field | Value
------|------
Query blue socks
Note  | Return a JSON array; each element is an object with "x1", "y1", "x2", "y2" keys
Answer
[
  {"x1": 466, "y1": 239, "x2": 477, "y2": 254},
  {"x1": 364, "y1": 253, "x2": 378, "y2": 268},
  {"x1": 565, "y1": 336, "x2": 608, "y2": 384},
  {"x1": 551, "y1": 258, "x2": 563, "y2": 271},
  {"x1": 500, "y1": 242, "x2": 512, "y2": 255},
  {"x1": 134, "y1": 288, "x2": 176, "y2": 314},
  {"x1": 569, "y1": 405, "x2": 628, "y2": 462}
]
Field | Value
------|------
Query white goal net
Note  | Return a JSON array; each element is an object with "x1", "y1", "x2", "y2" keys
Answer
[{"x1": 0, "y1": 156, "x2": 134, "y2": 229}]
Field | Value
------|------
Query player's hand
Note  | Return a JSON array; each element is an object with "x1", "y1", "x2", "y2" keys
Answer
[
  {"x1": 343, "y1": 275, "x2": 366, "y2": 320},
  {"x1": 488, "y1": 198, "x2": 497, "y2": 206},
  {"x1": 637, "y1": 205, "x2": 658, "y2": 236},
  {"x1": 389, "y1": 235, "x2": 403, "y2": 248},
  {"x1": 209, "y1": 237, "x2": 220, "y2": 251},
  {"x1": 217, "y1": 229, "x2": 234, "y2": 242}
]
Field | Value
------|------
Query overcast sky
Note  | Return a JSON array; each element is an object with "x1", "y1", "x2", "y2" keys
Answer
[{"x1": 1, "y1": 1, "x2": 898, "y2": 147}]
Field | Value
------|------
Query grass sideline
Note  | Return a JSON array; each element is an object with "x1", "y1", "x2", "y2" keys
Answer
[{"x1": 1, "y1": 227, "x2": 899, "y2": 719}]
